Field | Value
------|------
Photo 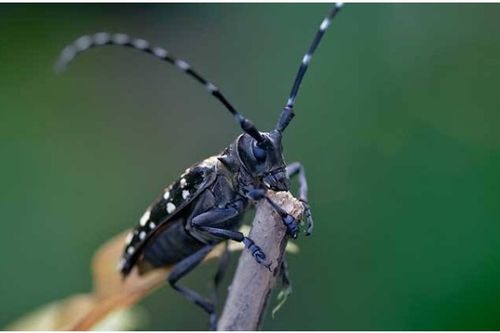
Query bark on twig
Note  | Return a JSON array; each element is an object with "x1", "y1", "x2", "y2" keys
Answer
[{"x1": 218, "y1": 191, "x2": 304, "y2": 331}]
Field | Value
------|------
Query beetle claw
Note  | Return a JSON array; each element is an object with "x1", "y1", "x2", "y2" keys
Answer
[
  {"x1": 264, "y1": 261, "x2": 272, "y2": 272},
  {"x1": 299, "y1": 199, "x2": 314, "y2": 236},
  {"x1": 282, "y1": 214, "x2": 299, "y2": 237}
]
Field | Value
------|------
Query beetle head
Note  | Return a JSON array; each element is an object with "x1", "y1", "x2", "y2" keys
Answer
[{"x1": 235, "y1": 131, "x2": 289, "y2": 191}]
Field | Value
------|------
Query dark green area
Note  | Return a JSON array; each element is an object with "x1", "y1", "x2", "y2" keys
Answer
[{"x1": 1, "y1": 4, "x2": 500, "y2": 330}]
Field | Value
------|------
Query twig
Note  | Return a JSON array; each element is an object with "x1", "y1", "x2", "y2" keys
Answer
[{"x1": 218, "y1": 191, "x2": 304, "y2": 331}]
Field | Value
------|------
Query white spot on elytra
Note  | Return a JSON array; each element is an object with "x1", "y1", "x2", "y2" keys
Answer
[
  {"x1": 163, "y1": 190, "x2": 170, "y2": 200},
  {"x1": 336, "y1": 2, "x2": 344, "y2": 8},
  {"x1": 125, "y1": 232, "x2": 133, "y2": 244},
  {"x1": 140, "y1": 210, "x2": 150, "y2": 226},
  {"x1": 180, "y1": 178, "x2": 187, "y2": 188},
  {"x1": 167, "y1": 202, "x2": 176, "y2": 214},
  {"x1": 199, "y1": 156, "x2": 218, "y2": 168},
  {"x1": 175, "y1": 59, "x2": 190, "y2": 71},
  {"x1": 182, "y1": 190, "x2": 190, "y2": 199},
  {"x1": 139, "y1": 231, "x2": 147, "y2": 240},
  {"x1": 320, "y1": 18, "x2": 331, "y2": 31},
  {"x1": 117, "y1": 258, "x2": 126, "y2": 271},
  {"x1": 184, "y1": 168, "x2": 191, "y2": 174},
  {"x1": 149, "y1": 221, "x2": 156, "y2": 229},
  {"x1": 127, "y1": 246, "x2": 135, "y2": 255}
]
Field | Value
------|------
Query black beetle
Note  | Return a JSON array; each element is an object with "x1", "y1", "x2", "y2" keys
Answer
[{"x1": 55, "y1": 3, "x2": 343, "y2": 329}]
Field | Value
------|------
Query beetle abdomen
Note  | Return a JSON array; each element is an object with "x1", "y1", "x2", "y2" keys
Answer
[{"x1": 138, "y1": 219, "x2": 206, "y2": 274}]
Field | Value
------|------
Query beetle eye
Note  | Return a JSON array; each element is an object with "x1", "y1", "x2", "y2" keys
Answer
[{"x1": 252, "y1": 142, "x2": 266, "y2": 162}]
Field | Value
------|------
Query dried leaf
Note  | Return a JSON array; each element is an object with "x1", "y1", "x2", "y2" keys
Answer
[
  {"x1": 5, "y1": 294, "x2": 145, "y2": 331},
  {"x1": 6, "y1": 226, "x2": 299, "y2": 331}
]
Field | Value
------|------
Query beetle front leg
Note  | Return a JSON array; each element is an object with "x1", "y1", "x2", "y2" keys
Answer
[
  {"x1": 286, "y1": 162, "x2": 314, "y2": 235},
  {"x1": 246, "y1": 189, "x2": 300, "y2": 238},
  {"x1": 271, "y1": 257, "x2": 293, "y2": 317},
  {"x1": 190, "y1": 204, "x2": 271, "y2": 270}
]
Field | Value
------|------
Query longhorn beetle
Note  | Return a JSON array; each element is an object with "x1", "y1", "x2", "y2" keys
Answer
[{"x1": 55, "y1": 3, "x2": 343, "y2": 329}]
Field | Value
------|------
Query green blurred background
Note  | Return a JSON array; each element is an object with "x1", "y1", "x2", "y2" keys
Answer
[{"x1": 2, "y1": 3, "x2": 500, "y2": 330}]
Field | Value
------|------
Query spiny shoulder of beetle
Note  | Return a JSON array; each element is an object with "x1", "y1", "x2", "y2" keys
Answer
[{"x1": 117, "y1": 156, "x2": 219, "y2": 273}]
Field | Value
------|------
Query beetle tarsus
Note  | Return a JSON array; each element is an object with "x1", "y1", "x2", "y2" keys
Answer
[
  {"x1": 243, "y1": 237, "x2": 271, "y2": 269},
  {"x1": 286, "y1": 162, "x2": 313, "y2": 236},
  {"x1": 251, "y1": 191, "x2": 301, "y2": 238},
  {"x1": 298, "y1": 200, "x2": 313, "y2": 236},
  {"x1": 282, "y1": 214, "x2": 299, "y2": 238},
  {"x1": 209, "y1": 314, "x2": 217, "y2": 331}
]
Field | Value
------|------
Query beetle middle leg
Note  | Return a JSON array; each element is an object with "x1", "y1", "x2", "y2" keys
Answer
[
  {"x1": 191, "y1": 204, "x2": 271, "y2": 269},
  {"x1": 272, "y1": 257, "x2": 293, "y2": 317}
]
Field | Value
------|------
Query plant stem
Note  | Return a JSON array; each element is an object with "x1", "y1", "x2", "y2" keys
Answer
[{"x1": 217, "y1": 191, "x2": 304, "y2": 331}]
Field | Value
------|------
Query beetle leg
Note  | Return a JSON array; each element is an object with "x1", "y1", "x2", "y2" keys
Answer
[
  {"x1": 246, "y1": 189, "x2": 300, "y2": 238},
  {"x1": 167, "y1": 244, "x2": 216, "y2": 326},
  {"x1": 272, "y1": 257, "x2": 293, "y2": 317},
  {"x1": 209, "y1": 242, "x2": 230, "y2": 330},
  {"x1": 280, "y1": 257, "x2": 293, "y2": 296},
  {"x1": 191, "y1": 207, "x2": 271, "y2": 270},
  {"x1": 286, "y1": 162, "x2": 314, "y2": 235}
]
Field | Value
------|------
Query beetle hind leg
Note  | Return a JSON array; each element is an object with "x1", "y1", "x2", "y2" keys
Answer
[
  {"x1": 272, "y1": 257, "x2": 293, "y2": 317},
  {"x1": 167, "y1": 244, "x2": 217, "y2": 328},
  {"x1": 208, "y1": 242, "x2": 230, "y2": 329}
]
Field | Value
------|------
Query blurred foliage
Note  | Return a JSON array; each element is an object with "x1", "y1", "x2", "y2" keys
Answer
[{"x1": 1, "y1": 3, "x2": 500, "y2": 330}]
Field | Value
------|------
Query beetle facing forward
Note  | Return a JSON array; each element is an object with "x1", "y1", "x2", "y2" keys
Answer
[{"x1": 55, "y1": 3, "x2": 343, "y2": 329}]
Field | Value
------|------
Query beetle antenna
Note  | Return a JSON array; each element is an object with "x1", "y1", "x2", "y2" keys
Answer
[
  {"x1": 276, "y1": 3, "x2": 343, "y2": 132},
  {"x1": 55, "y1": 32, "x2": 266, "y2": 144}
]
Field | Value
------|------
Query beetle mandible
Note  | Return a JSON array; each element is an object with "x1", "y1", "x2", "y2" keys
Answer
[{"x1": 55, "y1": 3, "x2": 343, "y2": 329}]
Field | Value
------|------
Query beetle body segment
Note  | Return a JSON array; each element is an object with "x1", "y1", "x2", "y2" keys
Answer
[
  {"x1": 118, "y1": 148, "x2": 252, "y2": 277},
  {"x1": 118, "y1": 156, "x2": 220, "y2": 275}
]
